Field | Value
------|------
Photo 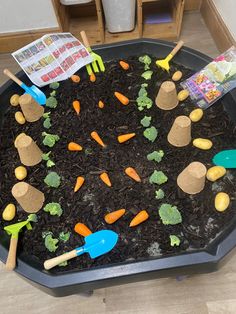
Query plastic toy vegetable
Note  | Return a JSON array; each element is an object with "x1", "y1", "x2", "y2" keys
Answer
[
  {"x1": 147, "y1": 150, "x2": 164, "y2": 163},
  {"x1": 68, "y1": 142, "x2": 83, "y2": 151},
  {"x1": 43, "y1": 203, "x2": 63, "y2": 216},
  {"x1": 125, "y1": 167, "x2": 141, "y2": 182},
  {"x1": 136, "y1": 83, "x2": 153, "y2": 111},
  {"x1": 100, "y1": 172, "x2": 112, "y2": 187},
  {"x1": 42, "y1": 151, "x2": 55, "y2": 168},
  {"x1": 140, "y1": 116, "x2": 151, "y2": 127},
  {"x1": 71, "y1": 75, "x2": 81, "y2": 83},
  {"x1": 105, "y1": 209, "x2": 126, "y2": 224},
  {"x1": 42, "y1": 132, "x2": 60, "y2": 147},
  {"x1": 49, "y1": 82, "x2": 60, "y2": 89},
  {"x1": 74, "y1": 176, "x2": 85, "y2": 192},
  {"x1": 206, "y1": 166, "x2": 226, "y2": 182},
  {"x1": 215, "y1": 192, "x2": 230, "y2": 212},
  {"x1": 44, "y1": 172, "x2": 61, "y2": 188},
  {"x1": 15, "y1": 111, "x2": 26, "y2": 124},
  {"x1": 158, "y1": 204, "x2": 182, "y2": 225},
  {"x1": 2, "y1": 204, "x2": 16, "y2": 221},
  {"x1": 129, "y1": 210, "x2": 149, "y2": 227},
  {"x1": 141, "y1": 71, "x2": 153, "y2": 80},
  {"x1": 119, "y1": 60, "x2": 129, "y2": 70},
  {"x1": 91, "y1": 131, "x2": 106, "y2": 147},
  {"x1": 59, "y1": 231, "x2": 71, "y2": 242},
  {"x1": 10, "y1": 94, "x2": 20, "y2": 106},
  {"x1": 15, "y1": 166, "x2": 27, "y2": 180},
  {"x1": 98, "y1": 100, "x2": 105, "y2": 109},
  {"x1": 143, "y1": 126, "x2": 158, "y2": 142},
  {"x1": 44, "y1": 233, "x2": 59, "y2": 252},
  {"x1": 193, "y1": 138, "x2": 213, "y2": 150},
  {"x1": 46, "y1": 96, "x2": 58, "y2": 108},
  {"x1": 170, "y1": 235, "x2": 180, "y2": 247},
  {"x1": 172, "y1": 71, "x2": 182, "y2": 81},
  {"x1": 189, "y1": 108, "x2": 203, "y2": 122},
  {"x1": 177, "y1": 89, "x2": 189, "y2": 101},
  {"x1": 90, "y1": 73, "x2": 96, "y2": 82},
  {"x1": 139, "y1": 55, "x2": 152, "y2": 70},
  {"x1": 155, "y1": 189, "x2": 165, "y2": 200},
  {"x1": 73, "y1": 100, "x2": 81, "y2": 115},
  {"x1": 149, "y1": 170, "x2": 168, "y2": 185},
  {"x1": 114, "y1": 92, "x2": 129, "y2": 105},
  {"x1": 74, "y1": 223, "x2": 92, "y2": 237},
  {"x1": 118, "y1": 133, "x2": 136, "y2": 143},
  {"x1": 43, "y1": 117, "x2": 51, "y2": 129}
]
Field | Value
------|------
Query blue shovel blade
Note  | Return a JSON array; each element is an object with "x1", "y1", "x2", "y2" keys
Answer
[
  {"x1": 213, "y1": 150, "x2": 236, "y2": 168},
  {"x1": 76, "y1": 230, "x2": 118, "y2": 259},
  {"x1": 21, "y1": 83, "x2": 46, "y2": 105}
]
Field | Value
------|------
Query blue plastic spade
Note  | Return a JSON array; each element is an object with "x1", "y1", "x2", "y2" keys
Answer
[
  {"x1": 213, "y1": 149, "x2": 236, "y2": 168},
  {"x1": 4, "y1": 69, "x2": 46, "y2": 105},
  {"x1": 44, "y1": 230, "x2": 118, "y2": 270}
]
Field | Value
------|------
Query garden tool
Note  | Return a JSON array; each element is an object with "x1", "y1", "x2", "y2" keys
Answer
[
  {"x1": 156, "y1": 40, "x2": 184, "y2": 72},
  {"x1": 213, "y1": 149, "x2": 236, "y2": 168},
  {"x1": 44, "y1": 230, "x2": 118, "y2": 270},
  {"x1": 4, "y1": 214, "x2": 36, "y2": 271},
  {"x1": 80, "y1": 31, "x2": 105, "y2": 76},
  {"x1": 3, "y1": 69, "x2": 46, "y2": 105}
]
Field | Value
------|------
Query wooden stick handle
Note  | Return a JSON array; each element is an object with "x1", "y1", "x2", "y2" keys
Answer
[
  {"x1": 6, "y1": 237, "x2": 18, "y2": 271},
  {"x1": 44, "y1": 249, "x2": 77, "y2": 270},
  {"x1": 80, "y1": 31, "x2": 91, "y2": 49},
  {"x1": 3, "y1": 69, "x2": 23, "y2": 86},
  {"x1": 170, "y1": 40, "x2": 184, "y2": 57}
]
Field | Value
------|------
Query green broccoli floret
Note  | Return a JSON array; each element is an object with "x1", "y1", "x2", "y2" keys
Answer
[
  {"x1": 141, "y1": 116, "x2": 152, "y2": 127},
  {"x1": 59, "y1": 231, "x2": 71, "y2": 243},
  {"x1": 149, "y1": 170, "x2": 168, "y2": 185},
  {"x1": 155, "y1": 189, "x2": 165, "y2": 200},
  {"x1": 46, "y1": 96, "x2": 58, "y2": 108},
  {"x1": 44, "y1": 202, "x2": 63, "y2": 216},
  {"x1": 159, "y1": 204, "x2": 182, "y2": 225},
  {"x1": 141, "y1": 71, "x2": 153, "y2": 80},
  {"x1": 49, "y1": 82, "x2": 60, "y2": 90},
  {"x1": 44, "y1": 172, "x2": 61, "y2": 188},
  {"x1": 139, "y1": 55, "x2": 152, "y2": 70},
  {"x1": 143, "y1": 126, "x2": 158, "y2": 142},
  {"x1": 147, "y1": 150, "x2": 164, "y2": 162},
  {"x1": 170, "y1": 235, "x2": 181, "y2": 247},
  {"x1": 42, "y1": 132, "x2": 60, "y2": 147},
  {"x1": 44, "y1": 233, "x2": 59, "y2": 252}
]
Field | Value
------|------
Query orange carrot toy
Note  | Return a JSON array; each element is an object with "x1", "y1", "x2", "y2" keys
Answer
[
  {"x1": 74, "y1": 176, "x2": 85, "y2": 192},
  {"x1": 71, "y1": 75, "x2": 81, "y2": 83},
  {"x1": 119, "y1": 61, "x2": 130, "y2": 70},
  {"x1": 91, "y1": 131, "x2": 106, "y2": 147},
  {"x1": 125, "y1": 167, "x2": 141, "y2": 182},
  {"x1": 105, "y1": 209, "x2": 126, "y2": 224},
  {"x1": 118, "y1": 133, "x2": 136, "y2": 143},
  {"x1": 68, "y1": 142, "x2": 83, "y2": 151},
  {"x1": 98, "y1": 100, "x2": 105, "y2": 109},
  {"x1": 90, "y1": 73, "x2": 96, "y2": 82},
  {"x1": 74, "y1": 223, "x2": 92, "y2": 237},
  {"x1": 129, "y1": 210, "x2": 149, "y2": 227},
  {"x1": 114, "y1": 92, "x2": 129, "y2": 105},
  {"x1": 100, "y1": 172, "x2": 112, "y2": 187},
  {"x1": 72, "y1": 100, "x2": 81, "y2": 115}
]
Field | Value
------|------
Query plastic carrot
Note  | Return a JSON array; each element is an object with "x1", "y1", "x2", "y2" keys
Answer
[
  {"x1": 73, "y1": 100, "x2": 80, "y2": 115},
  {"x1": 98, "y1": 100, "x2": 105, "y2": 109},
  {"x1": 90, "y1": 73, "x2": 96, "y2": 82},
  {"x1": 71, "y1": 75, "x2": 81, "y2": 83},
  {"x1": 68, "y1": 142, "x2": 83, "y2": 151},
  {"x1": 100, "y1": 172, "x2": 112, "y2": 187},
  {"x1": 74, "y1": 176, "x2": 85, "y2": 192},
  {"x1": 105, "y1": 209, "x2": 126, "y2": 224},
  {"x1": 125, "y1": 167, "x2": 141, "y2": 182},
  {"x1": 91, "y1": 131, "x2": 106, "y2": 147},
  {"x1": 118, "y1": 133, "x2": 136, "y2": 143},
  {"x1": 119, "y1": 61, "x2": 129, "y2": 70},
  {"x1": 114, "y1": 92, "x2": 129, "y2": 105},
  {"x1": 129, "y1": 210, "x2": 149, "y2": 227},
  {"x1": 74, "y1": 223, "x2": 92, "y2": 237}
]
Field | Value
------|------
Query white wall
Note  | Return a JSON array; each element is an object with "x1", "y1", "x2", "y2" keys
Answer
[
  {"x1": 0, "y1": 0, "x2": 59, "y2": 34},
  {"x1": 213, "y1": 0, "x2": 236, "y2": 40}
]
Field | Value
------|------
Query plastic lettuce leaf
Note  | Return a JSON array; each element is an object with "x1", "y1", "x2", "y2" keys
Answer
[
  {"x1": 44, "y1": 202, "x2": 63, "y2": 216},
  {"x1": 149, "y1": 170, "x2": 168, "y2": 185},
  {"x1": 44, "y1": 172, "x2": 61, "y2": 188},
  {"x1": 147, "y1": 150, "x2": 164, "y2": 162},
  {"x1": 44, "y1": 234, "x2": 59, "y2": 252},
  {"x1": 143, "y1": 126, "x2": 158, "y2": 142},
  {"x1": 59, "y1": 231, "x2": 71, "y2": 243},
  {"x1": 141, "y1": 116, "x2": 152, "y2": 127},
  {"x1": 155, "y1": 189, "x2": 165, "y2": 200},
  {"x1": 43, "y1": 118, "x2": 51, "y2": 129},
  {"x1": 42, "y1": 132, "x2": 60, "y2": 147},
  {"x1": 158, "y1": 204, "x2": 182, "y2": 225},
  {"x1": 139, "y1": 55, "x2": 152, "y2": 70},
  {"x1": 141, "y1": 71, "x2": 153, "y2": 80},
  {"x1": 27, "y1": 214, "x2": 37, "y2": 222},
  {"x1": 46, "y1": 96, "x2": 58, "y2": 108},
  {"x1": 49, "y1": 82, "x2": 60, "y2": 89},
  {"x1": 138, "y1": 83, "x2": 148, "y2": 97},
  {"x1": 170, "y1": 235, "x2": 181, "y2": 247}
]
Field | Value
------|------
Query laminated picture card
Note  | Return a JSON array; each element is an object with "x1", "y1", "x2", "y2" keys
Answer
[{"x1": 12, "y1": 33, "x2": 93, "y2": 87}]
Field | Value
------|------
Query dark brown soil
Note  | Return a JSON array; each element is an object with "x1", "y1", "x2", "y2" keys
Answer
[{"x1": 0, "y1": 56, "x2": 236, "y2": 273}]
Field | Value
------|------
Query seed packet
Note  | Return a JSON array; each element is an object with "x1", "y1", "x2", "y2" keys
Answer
[
  {"x1": 12, "y1": 33, "x2": 93, "y2": 87},
  {"x1": 181, "y1": 46, "x2": 236, "y2": 109}
]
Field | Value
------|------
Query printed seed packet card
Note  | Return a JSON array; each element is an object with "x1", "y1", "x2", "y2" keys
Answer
[
  {"x1": 12, "y1": 33, "x2": 92, "y2": 87},
  {"x1": 181, "y1": 46, "x2": 236, "y2": 109}
]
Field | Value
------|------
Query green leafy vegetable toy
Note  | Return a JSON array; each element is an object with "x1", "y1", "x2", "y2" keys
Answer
[
  {"x1": 143, "y1": 126, "x2": 158, "y2": 142},
  {"x1": 139, "y1": 55, "x2": 152, "y2": 70},
  {"x1": 42, "y1": 132, "x2": 60, "y2": 147},
  {"x1": 28, "y1": 214, "x2": 38, "y2": 222},
  {"x1": 147, "y1": 150, "x2": 164, "y2": 163},
  {"x1": 43, "y1": 118, "x2": 52, "y2": 129},
  {"x1": 42, "y1": 151, "x2": 55, "y2": 168},
  {"x1": 136, "y1": 84, "x2": 153, "y2": 111},
  {"x1": 46, "y1": 96, "x2": 58, "y2": 108},
  {"x1": 155, "y1": 189, "x2": 165, "y2": 200},
  {"x1": 44, "y1": 172, "x2": 61, "y2": 188},
  {"x1": 59, "y1": 261, "x2": 68, "y2": 267},
  {"x1": 50, "y1": 90, "x2": 56, "y2": 97},
  {"x1": 159, "y1": 204, "x2": 182, "y2": 225},
  {"x1": 59, "y1": 231, "x2": 71, "y2": 243},
  {"x1": 44, "y1": 233, "x2": 59, "y2": 252},
  {"x1": 149, "y1": 170, "x2": 168, "y2": 185},
  {"x1": 44, "y1": 202, "x2": 63, "y2": 216},
  {"x1": 170, "y1": 235, "x2": 181, "y2": 247},
  {"x1": 141, "y1": 71, "x2": 153, "y2": 80},
  {"x1": 141, "y1": 116, "x2": 152, "y2": 127},
  {"x1": 49, "y1": 82, "x2": 60, "y2": 90}
]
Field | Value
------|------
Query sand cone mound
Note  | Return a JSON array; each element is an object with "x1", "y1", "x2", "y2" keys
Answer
[
  {"x1": 12, "y1": 182, "x2": 45, "y2": 213},
  {"x1": 19, "y1": 94, "x2": 44, "y2": 122},
  {"x1": 155, "y1": 81, "x2": 179, "y2": 110},
  {"x1": 167, "y1": 115, "x2": 191, "y2": 147},
  {"x1": 15, "y1": 133, "x2": 42, "y2": 166},
  {"x1": 177, "y1": 161, "x2": 207, "y2": 194}
]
